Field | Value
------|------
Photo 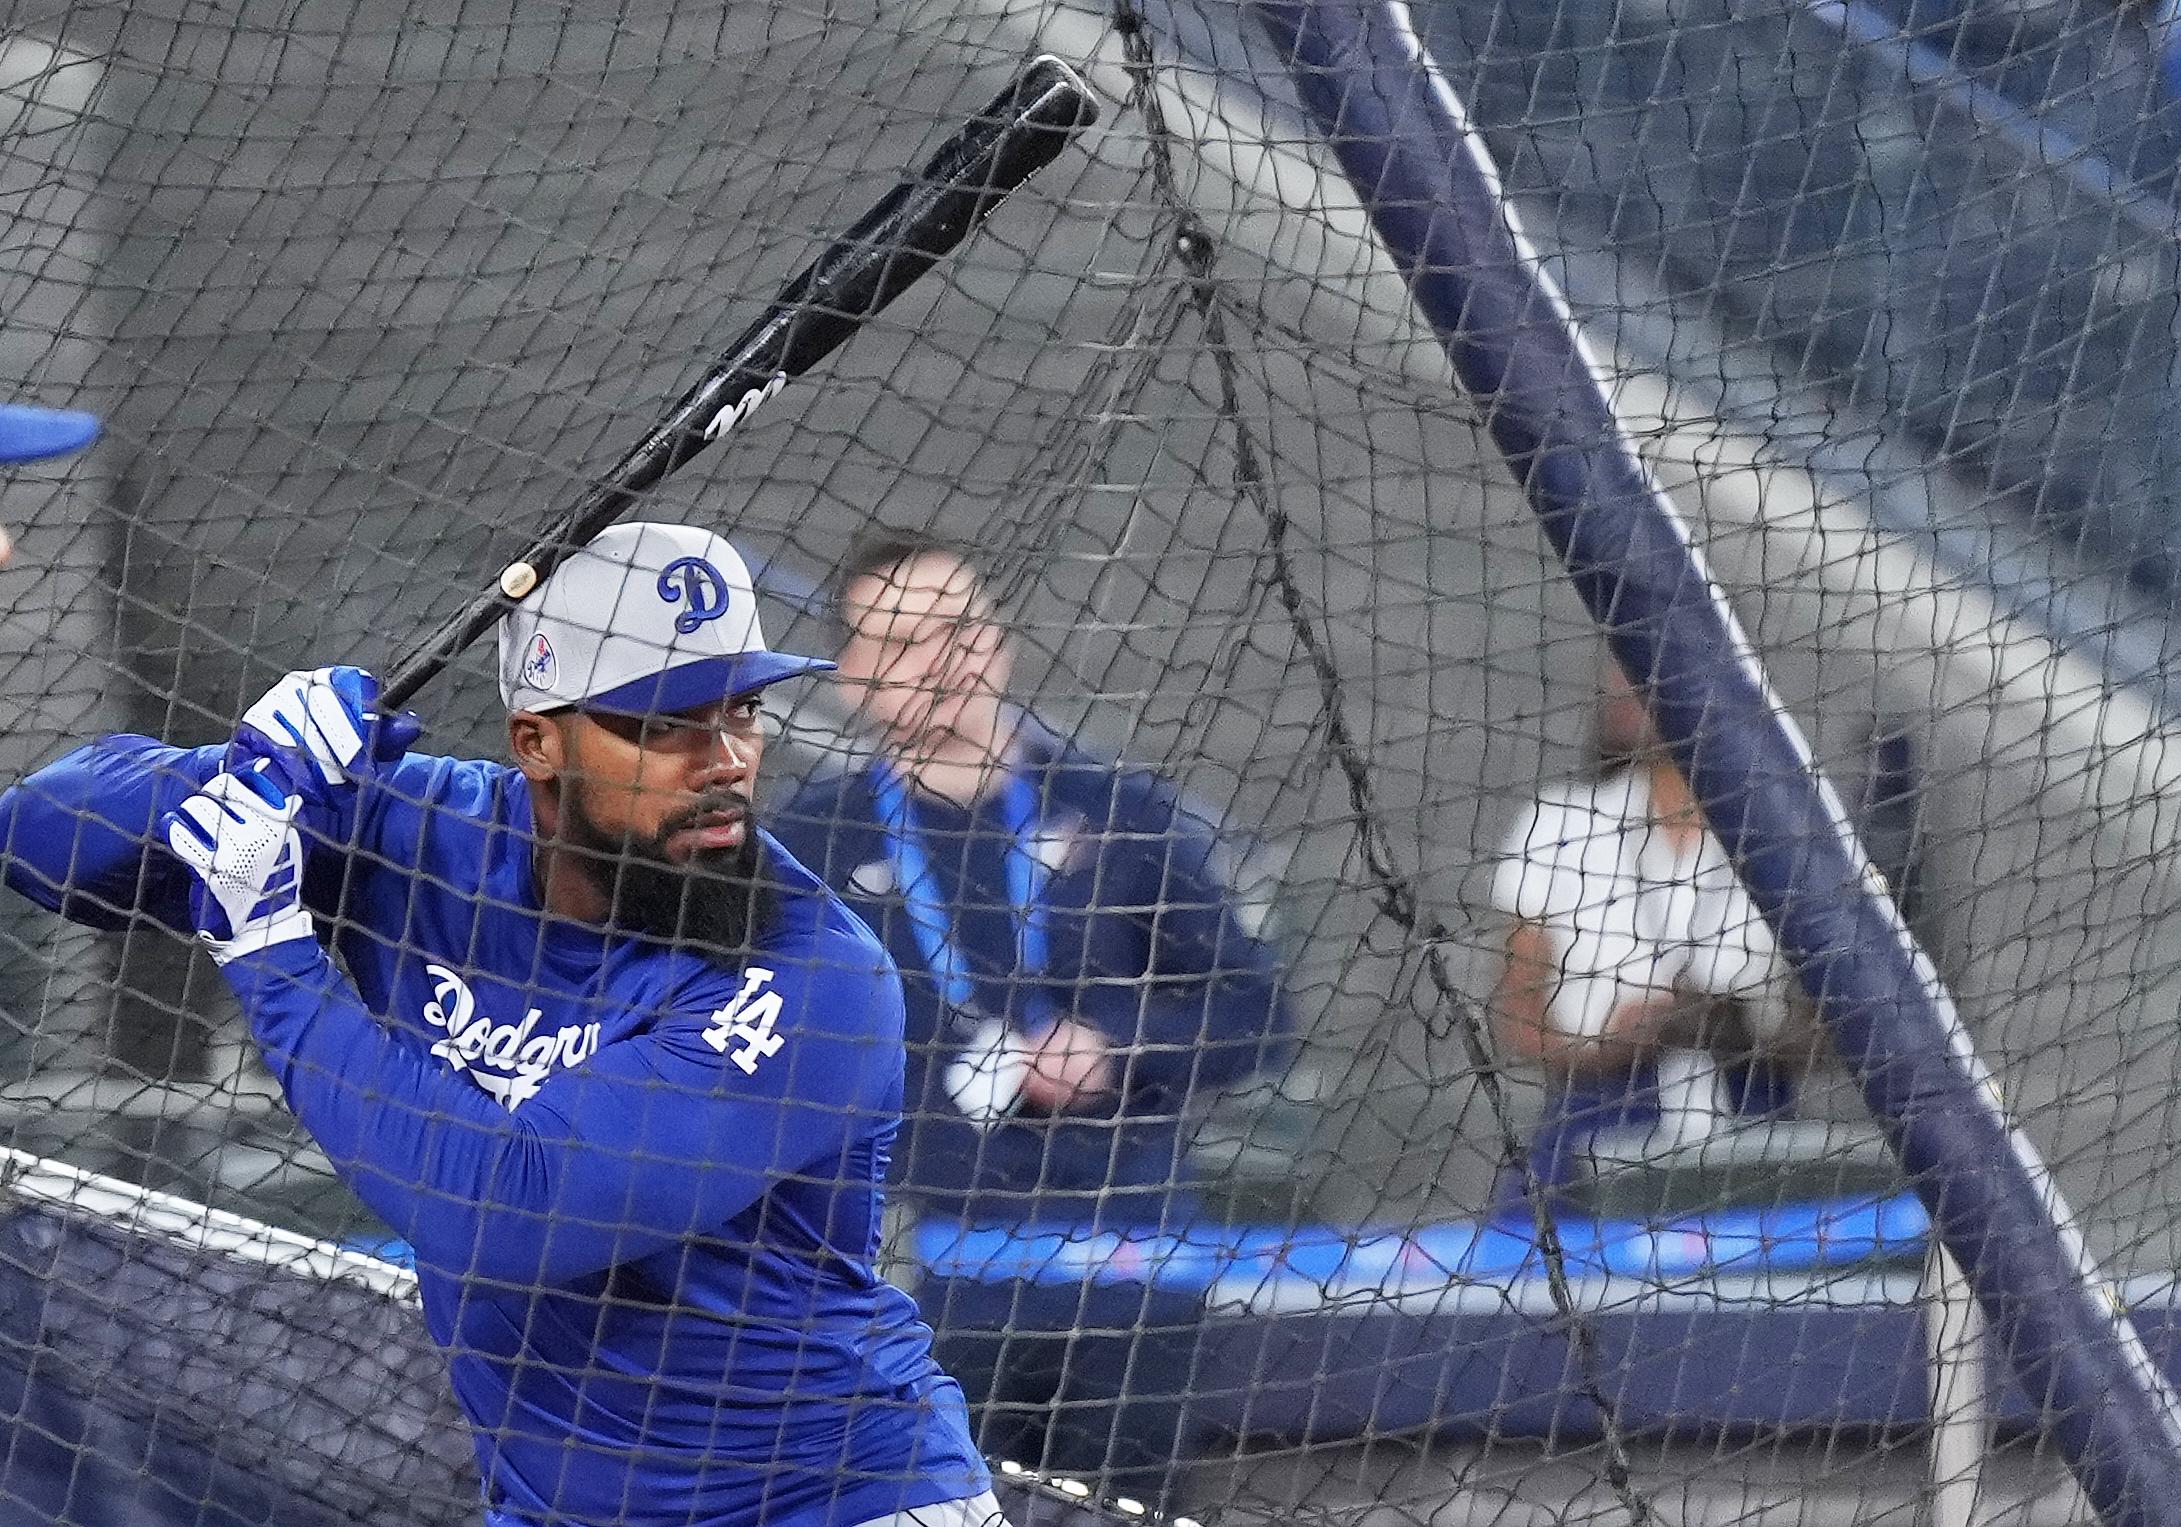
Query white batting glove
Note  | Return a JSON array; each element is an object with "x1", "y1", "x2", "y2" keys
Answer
[
  {"x1": 163, "y1": 769, "x2": 317, "y2": 964},
  {"x1": 228, "y1": 666, "x2": 421, "y2": 807}
]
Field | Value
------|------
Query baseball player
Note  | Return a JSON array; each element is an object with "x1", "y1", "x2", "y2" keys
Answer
[
  {"x1": 0, "y1": 522, "x2": 1000, "y2": 1527},
  {"x1": 0, "y1": 401, "x2": 100, "y2": 565}
]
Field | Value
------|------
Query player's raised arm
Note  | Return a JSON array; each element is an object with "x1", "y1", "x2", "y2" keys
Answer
[
  {"x1": 0, "y1": 666, "x2": 419, "y2": 933},
  {"x1": 1, "y1": 735, "x2": 225, "y2": 931}
]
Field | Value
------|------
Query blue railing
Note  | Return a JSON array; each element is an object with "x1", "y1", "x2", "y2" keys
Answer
[{"x1": 909, "y1": 1198, "x2": 1932, "y2": 1298}]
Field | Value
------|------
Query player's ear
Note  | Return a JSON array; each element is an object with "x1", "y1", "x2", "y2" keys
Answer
[{"x1": 507, "y1": 710, "x2": 565, "y2": 783}]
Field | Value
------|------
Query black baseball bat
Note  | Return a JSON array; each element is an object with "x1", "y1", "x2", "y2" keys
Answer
[{"x1": 383, "y1": 55, "x2": 1099, "y2": 709}]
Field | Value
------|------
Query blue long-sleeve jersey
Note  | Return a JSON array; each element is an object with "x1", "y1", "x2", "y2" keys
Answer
[
  {"x1": 0, "y1": 737, "x2": 988, "y2": 1527},
  {"x1": 772, "y1": 726, "x2": 1293, "y2": 1224}
]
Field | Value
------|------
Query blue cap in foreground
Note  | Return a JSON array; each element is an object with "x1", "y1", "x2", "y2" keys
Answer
[{"x1": 0, "y1": 404, "x2": 98, "y2": 464}]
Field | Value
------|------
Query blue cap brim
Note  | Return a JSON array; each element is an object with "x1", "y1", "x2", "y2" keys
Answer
[
  {"x1": 583, "y1": 651, "x2": 837, "y2": 716},
  {"x1": 0, "y1": 405, "x2": 98, "y2": 464}
]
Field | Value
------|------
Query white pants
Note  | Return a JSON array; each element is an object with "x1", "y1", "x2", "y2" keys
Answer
[{"x1": 849, "y1": 1490, "x2": 1013, "y2": 1527}]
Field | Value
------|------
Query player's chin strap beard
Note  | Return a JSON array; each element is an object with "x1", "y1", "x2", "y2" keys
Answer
[{"x1": 558, "y1": 788, "x2": 777, "y2": 957}]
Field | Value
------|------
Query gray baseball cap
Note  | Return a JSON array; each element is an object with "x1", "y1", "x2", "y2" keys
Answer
[{"x1": 496, "y1": 522, "x2": 833, "y2": 715}]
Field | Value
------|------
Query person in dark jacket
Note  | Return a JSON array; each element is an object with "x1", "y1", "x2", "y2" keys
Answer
[{"x1": 772, "y1": 534, "x2": 1294, "y2": 1511}]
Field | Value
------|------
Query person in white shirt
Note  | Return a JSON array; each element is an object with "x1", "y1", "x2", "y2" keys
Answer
[{"x1": 1490, "y1": 653, "x2": 1812, "y2": 1196}]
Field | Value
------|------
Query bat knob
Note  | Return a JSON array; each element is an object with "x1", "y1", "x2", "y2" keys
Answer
[{"x1": 499, "y1": 562, "x2": 539, "y2": 600}]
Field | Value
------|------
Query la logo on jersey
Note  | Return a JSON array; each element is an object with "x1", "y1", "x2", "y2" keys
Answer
[
  {"x1": 702, "y1": 967, "x2": 785, "y2": 1075},
  {"x1": 421, "y1": 963, "x2": 600, "y2": 1110}
]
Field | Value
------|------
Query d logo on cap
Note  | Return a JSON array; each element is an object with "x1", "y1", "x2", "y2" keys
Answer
[{"x1": 657, "y1": 556, "x2": 732, "y2": 635}]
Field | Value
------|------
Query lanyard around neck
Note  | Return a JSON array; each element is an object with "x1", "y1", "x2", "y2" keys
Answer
[{"x1": 868, "y1": 760, "x2": 1058, "y2": 1028}]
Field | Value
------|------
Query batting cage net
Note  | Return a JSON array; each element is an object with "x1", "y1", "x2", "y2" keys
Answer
[{"x1": 3, "y1": 1, "x2": 2181, "y2": 1524}]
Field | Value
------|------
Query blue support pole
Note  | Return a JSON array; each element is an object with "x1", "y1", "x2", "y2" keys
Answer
[{"x1": 1250, "y1": 3, "x2": 2181, "y2": 1523}]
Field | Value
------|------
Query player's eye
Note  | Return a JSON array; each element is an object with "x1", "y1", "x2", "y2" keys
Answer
[
  {"x1": 635, "y1": 714, "x2": 708, "y2": 744},
  {"x1": 587, "y1": 712, "x2": 649, "y2": 745}
]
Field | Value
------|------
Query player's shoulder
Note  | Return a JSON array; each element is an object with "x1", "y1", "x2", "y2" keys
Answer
[
  {"x1": 352, "y1": 751, "x2": 522, "y2": 858},
  {"x1": 368, "y1": 750, "x2": 516, "y2": 818}
]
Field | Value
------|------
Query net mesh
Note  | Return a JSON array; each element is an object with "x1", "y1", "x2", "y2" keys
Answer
[{"x1": 1, "y1": 0, "x2": 2177, "y2": 1524}]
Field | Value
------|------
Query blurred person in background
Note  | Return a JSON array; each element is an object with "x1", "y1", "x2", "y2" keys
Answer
[
  {"x1": 0, "y1": 403, "x2": 99, "y2": 565},
  {"x1": 1488, "y1": 650, "x2": 1821, "y2": 1202},
  {"x1": 772, "y1": 533, "x2": 1295, "y2": 1512}
]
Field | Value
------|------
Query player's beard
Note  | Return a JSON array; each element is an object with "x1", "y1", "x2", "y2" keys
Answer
[{"x1": 559, "y1": 787, "x2": 777, "y2": 957}]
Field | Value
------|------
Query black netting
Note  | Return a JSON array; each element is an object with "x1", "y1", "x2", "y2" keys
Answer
[{"x1": 3, "y1": 1, "x2": 2179, "y2": 1524}]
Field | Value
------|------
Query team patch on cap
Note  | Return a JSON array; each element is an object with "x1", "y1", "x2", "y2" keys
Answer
[{"x1": 522, "y1": 631, "x2": 558, "y2": 692}]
